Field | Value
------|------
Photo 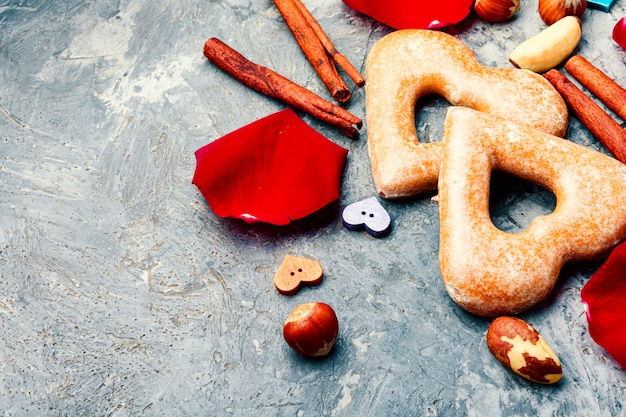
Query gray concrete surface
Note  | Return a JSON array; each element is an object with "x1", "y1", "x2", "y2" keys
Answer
[{"x1": 1, "y1": 0, "x2": 626, "y2": 416}]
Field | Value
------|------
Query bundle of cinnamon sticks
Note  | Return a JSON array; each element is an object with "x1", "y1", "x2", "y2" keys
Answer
[
  {"x1": 203, "y1": 0, "x2": 364, "y2": 138},
  {"x1": 544, "y1": 55, "x2": 626, "y2": 164},
  {"x1": 272, "y1": 0, "x2": 364, "y2": 103}
]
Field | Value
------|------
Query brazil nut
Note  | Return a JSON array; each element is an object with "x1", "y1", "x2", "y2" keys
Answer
[{"x1": 486, "y1": 316, "x2": 562, "y2": 384}]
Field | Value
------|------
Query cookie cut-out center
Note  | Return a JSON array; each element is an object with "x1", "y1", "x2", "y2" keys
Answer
[
  {"x1": 489, "y1": 171, "x2": 556, "y2": 233},
  {"x1": 414, "y1": 96, "x2": 450, "y2": 144}
]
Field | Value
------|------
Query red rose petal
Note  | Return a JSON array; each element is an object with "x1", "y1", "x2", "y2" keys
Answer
[
  {"x1": 613, "y1": 17, "x2": 626, "y2": 49},
  {"x1": 342, "y1": 0, "x2": 473, "y2": 30},
  {"x1": 192, "y1": 108, "x2": 348, "y2": 225},
  {"x1": 581, "y1": 241, "x2": 626, "y2": 369}
]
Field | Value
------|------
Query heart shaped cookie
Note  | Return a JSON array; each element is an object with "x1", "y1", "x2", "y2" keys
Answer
[
  {"x1": 342, "y1": 197, "x2": 391, "y2": 238},
  {"x1": 438, "y1": 107, "x2": 626, "y2": 317},
  {"x1": 365, "y1": 29, "x2": 568, "y2": 199},
  {"x1": 274, "y1": 254, "x2": 323, "y2": 295}
]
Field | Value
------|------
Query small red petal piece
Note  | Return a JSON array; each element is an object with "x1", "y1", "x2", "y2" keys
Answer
[
  {"x1": 581, "y1": 241, "x2": 626, "y2": 370},
  {"x1": 342, "y1": 0, "x2": 474, "y2": 30},
  {"x1": 612, "y1": 17, "x2": 626, "y2": 49},
  {"x1": 192, "y1": 108, "x2": 348, "y2": 225}
]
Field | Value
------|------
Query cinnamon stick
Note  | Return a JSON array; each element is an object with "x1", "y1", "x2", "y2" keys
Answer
[
  {"x1": 203, "y1": 37, "x2": 362, "y2": 139},
  {"x1": 273, "y1": 0, "x2": 352, "y2": 103},
  {"x1": 544, "y1": 69, "x2": 626, "y2": 164},
  {"x1": 565, "y1": 55, "x2": 626, "y2": 122},
  {"x1": 290, "y1": 0, "x2": 365, "y2": 88}
]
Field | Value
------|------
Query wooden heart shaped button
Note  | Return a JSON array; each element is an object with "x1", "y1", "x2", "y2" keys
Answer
[
  {"x1": 274, "y1": 254, "x2": 323, "y2": 295},
  {"x1": 342, "y1": 196, "x2": 391, "y2": 238}
]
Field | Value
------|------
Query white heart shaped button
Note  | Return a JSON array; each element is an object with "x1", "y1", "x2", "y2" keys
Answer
[{"x1": 342, "y1": 197, "x2": 391, "y2": 238}]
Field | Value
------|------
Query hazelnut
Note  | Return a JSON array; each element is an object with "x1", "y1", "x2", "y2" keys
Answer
[
  {"x1": 486, "y1": 316, "x2": 563, "y2": 384},
  {"x1": 474, "y1": 0, "x2": 521, "y2": 23},
  {"x1": 282, "y1": 302, "x2": 338, "y2": 357},
  {"x1": 539, "y1": 0, "x2": 586, "y2": 25}
]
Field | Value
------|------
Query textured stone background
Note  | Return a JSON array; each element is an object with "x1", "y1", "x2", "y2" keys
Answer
[{"x1": 1, "y1": 0, "x2": 626, "y2": 416}]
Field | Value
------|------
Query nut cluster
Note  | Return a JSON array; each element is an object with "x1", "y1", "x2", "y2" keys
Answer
[{"x1": 474, "y1": 0, "x2": 586, "y2": 25}]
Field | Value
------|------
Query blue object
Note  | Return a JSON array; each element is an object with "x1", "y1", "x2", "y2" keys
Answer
[{"x1": 587, "y1": 0, "x2": 618, "y2": 12}]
